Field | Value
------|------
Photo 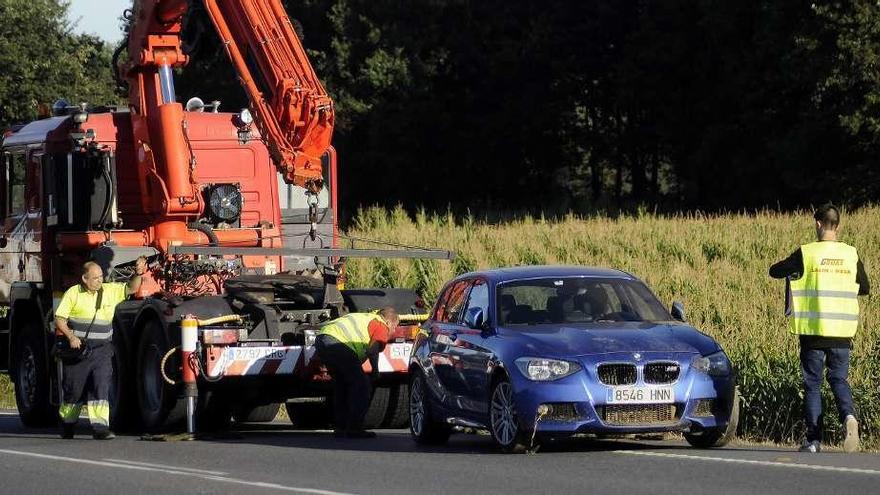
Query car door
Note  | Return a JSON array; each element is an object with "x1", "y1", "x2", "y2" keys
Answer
[
  {"x1": 423, "y1": 278, "x2": 473, "y2": 410},
  {"x1": 445, "y1": 278, "x2": 494, "y2": 415}
]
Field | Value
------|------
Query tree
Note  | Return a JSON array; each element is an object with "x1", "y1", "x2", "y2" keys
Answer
[{"x1": 0, "y1": 0, "x2": 119, "y2": 128}]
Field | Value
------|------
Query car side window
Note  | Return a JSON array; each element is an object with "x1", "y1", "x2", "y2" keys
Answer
[
  {"x1": 463, "y1": 279, "x2": 488, "y2": 320},
  {"x1": 437, "y1": 280, "x2": 471, "y2": 323}
]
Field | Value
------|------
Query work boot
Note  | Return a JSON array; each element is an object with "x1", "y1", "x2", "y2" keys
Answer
[
  {"x1": 60, "y1": 423, "x2": 75, "y2": 440},
  {"x1": 843, "y1": 415, "x2": 860, "y2": 453},
  {"x1": 798, "y1": 440, "x2": 820, "y2": 453},
  {"x1": 92, "y1": 430, "x2": 116, "y2": 440}
]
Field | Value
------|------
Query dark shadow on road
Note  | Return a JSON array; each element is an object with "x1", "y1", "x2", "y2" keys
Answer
[{"x1": 0, "y1": 413, "x2": 797, "y2": 455}]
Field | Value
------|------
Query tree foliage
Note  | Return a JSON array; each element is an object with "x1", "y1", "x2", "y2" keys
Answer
[
  {"x1": 0, "y1": 0, "x2": 120, "y2": 127},
  {"x1": 3, "y1": 1, "x2": 880, "y2": 213}
]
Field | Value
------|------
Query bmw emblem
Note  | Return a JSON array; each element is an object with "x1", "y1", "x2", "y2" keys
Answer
[{"x1": 633, "y1": 353, "x2": 642, "y2": 361}]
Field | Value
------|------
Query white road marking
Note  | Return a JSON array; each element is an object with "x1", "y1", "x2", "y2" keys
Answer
[
  {"x1": 104, "y1": 458, "x2": 229, "y2": 476},
  {"x1": 0, "y1": 449, "x2": 356, "y2": 495},
  {"x1": 615, "y1": 450, "x2": 880, "y2": 476}
]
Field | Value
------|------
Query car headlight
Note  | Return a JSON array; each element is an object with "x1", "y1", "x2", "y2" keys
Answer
[
  {"x1": 692, "y1": 351, "x2": 731, "y2": 377},
  {"x1": 514, "y1": 357, "x2": 581, "y2": 381}
]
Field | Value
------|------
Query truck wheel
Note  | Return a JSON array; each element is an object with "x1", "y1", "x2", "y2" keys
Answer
[
  {"x1": 233, "y1": 402, "x2": 280, "y2": 423},
  {"x1": 197, "y1": 390, "x2": 233, "y2": 431},
  {"x1": 109, "y1": 334, "x2": 136, "y2": 431},
  {"x1": 383, "y1": 383, "x2": 410, "y2": 428},
  {"x1": 286, "y1": 401, "x2": 332, "y2": 429},
  {"x1": 12, "y1": 325, "x2": 55, "y2": 427},
  {"x1": 363, "y1": 386, "x2": 389, "y2": 429},
  {"x1": 136, "y1": 319, "x2": 184, "y2": 430}
]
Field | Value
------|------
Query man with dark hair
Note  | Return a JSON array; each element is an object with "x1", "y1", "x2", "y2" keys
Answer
[
  {"x1": 770, "y1": 203, "x2": 869, "y2": 453},
  {"x1": 315, "y1": 306, "x2": 399, "y2": 438}
]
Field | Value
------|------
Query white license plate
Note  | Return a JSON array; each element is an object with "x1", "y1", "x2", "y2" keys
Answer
[
  {"x1": 389, "y1": 342, "x2": 413, "y2": 360},
  {"x1": 606, "y1": 386, "x2": 674, "y2": 404}
]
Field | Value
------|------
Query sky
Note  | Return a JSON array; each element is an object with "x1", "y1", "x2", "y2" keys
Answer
[{"x1": 66, "y1": 0, "x2": 132, "y2": 44}]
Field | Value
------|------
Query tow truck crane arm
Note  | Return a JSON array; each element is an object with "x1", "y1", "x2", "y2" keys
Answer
[{"x1": 124, "y1": 0, "x2": 333, "y2": 193}]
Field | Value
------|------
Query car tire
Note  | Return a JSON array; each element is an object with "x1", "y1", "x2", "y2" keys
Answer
[
  {"x1": 684, "y1": 387, "x2": 740, "y2": 449},
  {"x1": 363, "y1": 385, "x2": 390, "y2": 428},
  {"x1": 489, "y1": 377, "x2": 529, "y2": 454},
  {"x1": 409, "y1": 372, "x2": 451, "y2": 445},
  {"x1": 12, "y1": 325, "x2": 55, "y2": 427}
]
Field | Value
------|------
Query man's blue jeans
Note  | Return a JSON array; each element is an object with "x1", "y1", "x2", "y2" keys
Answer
[{"x1": 800, "y1": 345, "x2": 855, "y2": 443}]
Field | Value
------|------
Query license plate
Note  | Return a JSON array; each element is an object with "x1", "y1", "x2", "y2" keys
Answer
[
  {"x1": 606, "y1": 386, "x2": 674, "y2": 404},
  {"x1": 389, "y1": 342, "x2": 413, "y2": 360}
]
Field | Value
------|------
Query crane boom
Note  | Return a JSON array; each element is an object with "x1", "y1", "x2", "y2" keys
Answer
[{"x1": 124, "y1": 0, "x2": 333, "y2": 194}]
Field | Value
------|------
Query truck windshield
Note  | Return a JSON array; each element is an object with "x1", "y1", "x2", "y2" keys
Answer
[{"x1": 497, "y1": 277, "x2": 671, "y2": 325}]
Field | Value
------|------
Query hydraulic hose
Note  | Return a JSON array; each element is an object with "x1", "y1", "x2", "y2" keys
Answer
[
  {"x1": 160, "y1": 346, "x2": 180, "y2": 385},
  {"x1": 188, "y1": 221, "x2": 219, "y2": 246}
]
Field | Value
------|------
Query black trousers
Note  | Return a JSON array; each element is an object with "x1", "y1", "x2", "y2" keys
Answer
[
  {"x1": 59, "y1": 340, "x2": 114, "y2": 432},
  {"x1": 315, "y1": 334, "x2": 371, "y2": 432}
]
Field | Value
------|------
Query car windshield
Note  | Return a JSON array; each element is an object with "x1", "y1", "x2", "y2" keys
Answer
[{"x1": 497, "y1": 277, "x2": 671, "y2": 325}]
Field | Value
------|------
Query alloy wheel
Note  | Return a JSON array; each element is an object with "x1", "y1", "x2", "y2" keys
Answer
[
  {"x1": 491, "y1": 381, "x2": 518, "y2": 446},
  {"x1": 410, "y1": 376, "x2": 426, "y2": 436}
]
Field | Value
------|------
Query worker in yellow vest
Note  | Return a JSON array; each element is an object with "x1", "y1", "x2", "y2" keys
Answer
[
  {"x1": 316, "y1": 307, "x2": 399, "y2": 438},
  {"x1": 770, "y1": 204, "x2": 869, "y2": 453},
  {"x1": 55, "y1": 257, "x2": 147, "y2": 440}
]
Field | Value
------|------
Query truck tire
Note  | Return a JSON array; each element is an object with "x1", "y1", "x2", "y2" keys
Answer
[
  {"x1": 136, "y1": 318, "x2": 184, "y2": 431},
  {"x1": 197, "y1": 390, "x2": 233, "y2": 431},
  {"x1": 363, "y1": 386, "x2": 390, "y2": 429},
  {"x1": 109, "y1": 334, "x2": 137, "y2": 431},
  {"x1": 383, "y1": 383, "x2": 410, "y2": 428},
  {"x1": 12, "y1": 325, "x2": 55, "y2": 427},
  {"x1": 233, "y1": 402, "x2": 280, "y2": 423},
  {"x1": 286, "y1": 401, "x2": 332, "y2": 429}
]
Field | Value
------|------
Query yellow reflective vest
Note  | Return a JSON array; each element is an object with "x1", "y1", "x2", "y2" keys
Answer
[
  {"x1": 789, "y1": 241, "x2": 861, "y2": 338},
  {"x1": 319, "y1": 313, "x2": 387, "y2": 361}
]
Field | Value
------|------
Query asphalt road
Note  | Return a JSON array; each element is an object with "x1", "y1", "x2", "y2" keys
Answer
[{"x1": 0, "y1": 411, "x2": 878, "y2": 495}]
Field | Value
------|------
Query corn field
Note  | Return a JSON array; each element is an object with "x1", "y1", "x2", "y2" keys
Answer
[
  {"x1": 1, "y1": 205, "x2": 877, "y2": 447},
  {"x1": 343, "y1": 205, "x2": 880, "y2": 447}
]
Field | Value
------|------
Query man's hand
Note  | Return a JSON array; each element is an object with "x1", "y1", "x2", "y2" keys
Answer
[
  {"x1": 68, "y1": 335, "x2": 82, "y2": 349},
  {"x1": 134, "y1": 256, "x2": 148, "y2": 276}
]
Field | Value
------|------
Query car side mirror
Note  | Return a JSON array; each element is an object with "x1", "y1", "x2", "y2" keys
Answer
[
  {"x1": 671, "y1": 301, "x2": 686, "y2": 322},
  {"x1": 463, "y1": 307, "x2": 485, "y2": 330}
]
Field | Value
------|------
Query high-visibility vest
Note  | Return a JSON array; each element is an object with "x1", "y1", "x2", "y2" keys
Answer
[
  {"x1": 319, "y1": 313, "x2": 386, "y2": 360},
  {"x1": 789, "y1": 241, "x2": 861, "y2": 338}
]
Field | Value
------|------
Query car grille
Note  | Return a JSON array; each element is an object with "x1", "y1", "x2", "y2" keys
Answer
[
  {"x1": 694, "y1": 399, "x2": 714, "y2": 417},
  {"x1": 644, "y1": 362, "x2": 680, "y2": 384},
  {"x1": 597, "y1": 364, "x2": 637, "y2": 386},
  {"x1": 601, "y1": 404, "x2": 678, "y2": 426}
]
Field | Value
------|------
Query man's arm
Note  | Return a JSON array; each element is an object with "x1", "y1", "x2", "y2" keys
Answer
[
  {"x1": 126, "y1": 257, "x2": 148, "y2": 295},
  {"x1": 55, "y1": 317, "x2": 81, "y2": 349},
  {"x1": 769, "y1": 248, "x2": 803, "y2": 279},
  {"x1": 857, "y1": 259, "x2": 870, "y2": 296}
]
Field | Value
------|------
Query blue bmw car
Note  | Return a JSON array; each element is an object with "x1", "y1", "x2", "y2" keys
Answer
[{"x1": 408, "y1": 265, "x2": 739, "y2": 453}]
